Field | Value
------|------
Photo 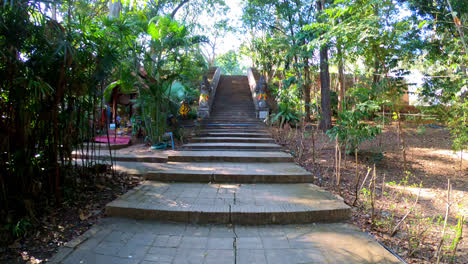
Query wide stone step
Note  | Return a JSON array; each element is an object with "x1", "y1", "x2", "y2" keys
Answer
[
  {"x1": 168, "y1": 151, "x2": 293, "y2": 162},
  {"x1": 191, "y1": 137, "x2": 274, "y2": 143},
  {"x1": 206, "y1": 115, "x2": 257, "y2": 118},
  {"x1": 106, "y1": 182, "x2": 351, "y2": 224},
  {"x1": 201, "y1": 125, "x2": 266, "y2": 130},
  {"x1": 182, "y1": 143, "x2": 281, "y2": 150},
  {"x1": 91, "y1": 142, "x2": 131, "y2": 150},
  {"x1": 210, "y1": 111, "x2": 256, "y2": 114},
  {"x1": 210, "y1": 112, "x2": 255, "y2": 114},
  {"x1": 196, "y1": 132, "x2": 270, "y2": 138},
  {"x1": 72, "y1": 150, "x2": 168, "y2": 163},
  {"x1": 200, "y1": 122, "x2": 264, "y2": 126},
  {"x1": 202, "y1": 120, "x2": 263, "y2": 124},
  {"x1": 144, "y1": 162, "x2": 313, "y2": 183},
  {"x1": 198, "y1": 129, "x2": 269, "y2": 133},
  {"x1": 209, "y1": 115, "x2": 257, "y2": 119},
  {"x1": 211, "y1": 108, "x2": 255, "y2": 111}
]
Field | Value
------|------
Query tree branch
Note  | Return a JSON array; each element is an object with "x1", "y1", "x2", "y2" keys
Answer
[{"x1": 170, "y1": 0, "x2": 189, "y2": 19}]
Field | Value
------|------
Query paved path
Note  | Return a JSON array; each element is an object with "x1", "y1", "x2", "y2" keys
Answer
[
  {"x1": 60, "y1": 75, "x2": 402, "y2": 263},
  {"x1": 50, "y1": 218, "x2": 400, "y2": 264}
]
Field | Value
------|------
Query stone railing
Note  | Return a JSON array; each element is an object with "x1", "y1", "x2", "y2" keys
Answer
[
  {"x1": 197, "y1": 67, "x2": 221, "y2": 119},
  {"x1": 247, "y1": 68, "x2": 269, "y2": 119}
]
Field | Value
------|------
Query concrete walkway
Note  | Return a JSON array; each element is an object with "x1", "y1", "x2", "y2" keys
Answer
[
  {"x1": 59, "y1": 75, "x2": 402, "y2": 263},
  {"x1": 50, "y1": 218, "x2": 400, "y2": 264}
]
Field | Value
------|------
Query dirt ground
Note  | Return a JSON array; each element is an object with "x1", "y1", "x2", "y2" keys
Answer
[
  {"x1": 0, "y1": 170, "x2": 141, "y2": 264},
  {"x1": 272, "y1": 121, "x2": 467, "y2": 264}
]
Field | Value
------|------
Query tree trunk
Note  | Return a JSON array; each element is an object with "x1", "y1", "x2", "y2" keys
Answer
[
  {"x1": 319, "y1": 45, "x2": 332, "y2": 131},
  {"x1": 108, "y1": 0, "x2": 122, "y2": 19},
  {"x1": 317, "y1": 0, "x2": 332, "y2": 131},
  {"x1": 337, "y1": 43, "x2": 345, "y2": 113},
  {"x1": 303, "y1": 58, "x2": 312, "y2": 122}
]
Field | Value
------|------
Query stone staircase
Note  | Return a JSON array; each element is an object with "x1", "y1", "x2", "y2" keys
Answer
[
  {"x1": 56, "y1": 74, "x2": 401, "y2": 264},
  {"x1": 105, "y1": 75, "x2": 351, "y2": 224},
  {"x1": 185, "y1": 76, "x2": 277, "y2": 151}
]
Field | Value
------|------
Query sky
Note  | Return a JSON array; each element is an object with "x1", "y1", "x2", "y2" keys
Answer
[
  {"x1": 208, "y1": 0, "x2": 246, "y2": 54},
  {"x1": 193, "y1": 0, "x2": 252, "y2": 69}
]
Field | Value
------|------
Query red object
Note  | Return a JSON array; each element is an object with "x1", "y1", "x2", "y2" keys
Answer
[{"x1": 95, "y1": 136, "x2": 130, "y2": 144}]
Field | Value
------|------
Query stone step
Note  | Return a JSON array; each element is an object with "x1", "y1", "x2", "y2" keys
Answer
[
  {"x1": 198, "y1": 129, "x2": 269, "y2": 133},
  {"x1": 76, "y1": 160, "x2": 312, "y2": 183},
  {"x1": 210, "y1": 111, "x2": 256, "y2": 114},
  {"x1": 144, "y1": 162, "x2": 313, "y2": 183},
  {"x1": 209, "y1": 115, "x2": 257, "y2": 119},
  {"x1": 72, "y1": 150, "x2": 168, "y2": 163},
  {"x1": 200, "y1": 122, "x2": 264, "y2": 125},
  {"x1": 201, "y1": 125, "x2": 266, "y2": 130},
  {"x1": 201, "y1": 120, "x2": 263, "y2": 123},
  {"x1": 209, "y1": 115, "x2": 256, "y2": 118},
  {"x1": 168, "y1": 151, "x2": 293, "y2": 162},
  {"x1": 201, "y1": 121, "x2": 262, "y2": 125},
  {"x1": 196, "y1": 132, "x2": 270, "y2": 138},
  {"x1": 106, "y1": 182, "x2": 351, "y2": 224},
  {"x1": 182, "y1": 143, "x2": 281, "y2": 150},
  {"x1": 91, "y1": 142, "x2": 131, "y2": 150},
  {"x1": 210, "y1": 112, "x2": 256, "y2": 115},
  {"x1": 211, "y1": 108, "x2": 255, "y2": 111},
  {"x1": 190, "y1": 137, "x2": 274, "y2": 143}
]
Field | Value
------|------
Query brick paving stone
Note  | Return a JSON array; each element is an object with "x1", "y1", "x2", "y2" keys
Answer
[
  {"x1": 179, "y1": 236, "x2": 209, "y2": 249},
  {"x1": 153, "y1": 235, "x2": 182, "y2": 248},
  {"x1": 103, "y1": 230, "x2": 134, "y2": 243},
  {"x1": 93, "y1": 241, "x2": 125, "y2": 256},
  {"x1": 145, "y1": 247, "x2": 177, "y2": 262},
  {"x1": 126, "y1": 233, "x2": 157, "y2": 246},
  {"x1": 184, "y1": 225, "x2": 211, "y2": 237},
  {"x1": 117, "y1": 244, "x2": 149, "y2": 259},
  {"x1": 207, "y1": 237, "x2": 233, "y2": 249},
  {"x1": 204, "y1": 249, "x2": 234, "y2": 264},
  {"x1": 261, "y1": 237, "x2": 290, "y2": 249},
  {"x1": 236, "y1": 237, "x2": 262, "y2": 249},
  {"x1": 236, "y1": 249, "x2": 267, "y2": 264},
  {"x1": 172, "y1": 248, "x2": 206, "y2": 264},
  {"x1": 208, "y1": 225, "x2": 235, "y2": 238}
]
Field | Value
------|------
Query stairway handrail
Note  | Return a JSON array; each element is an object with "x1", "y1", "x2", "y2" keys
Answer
[
  {"x1": 247, "y1": 68, "x2": 269, "y2": 119},
  {"x1": 197, "y1": 67, "x2": 221, "y2": 119}
]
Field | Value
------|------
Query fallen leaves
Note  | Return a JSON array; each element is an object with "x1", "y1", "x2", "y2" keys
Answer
[
  {"x1": 2, "y1": 170, "x2": 141, "y2": 263},
  {"x1": 78, "y1": 210, "x2": 91, "y2": 221}
]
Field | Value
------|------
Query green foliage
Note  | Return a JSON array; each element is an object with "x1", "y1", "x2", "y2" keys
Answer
[
  {"x1": 271, "y1": 102, "x2": 301, "y2": 127},
  {"x1": 0, "y1": 0, "x2": 219, "y2": 237},
  {"x1": 327, "y1": 101, "x2": 382, "y2": 153},
  {"x1": 447, "y1": 98, "x2": 468, "y2": 153},
  {"x1": 215, "y1": 50, "x2": 245, "y2": 75},
  {"x1": 137, "y1": 15, "x2": 208, "y2": 144},
  {"x1": 5, "y1": 219, "x2": 32, "y2": 238}
]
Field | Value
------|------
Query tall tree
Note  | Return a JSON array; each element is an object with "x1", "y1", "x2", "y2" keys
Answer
[{"x1": 317, "y1": 0, "x2": 331, "y2": 130}]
